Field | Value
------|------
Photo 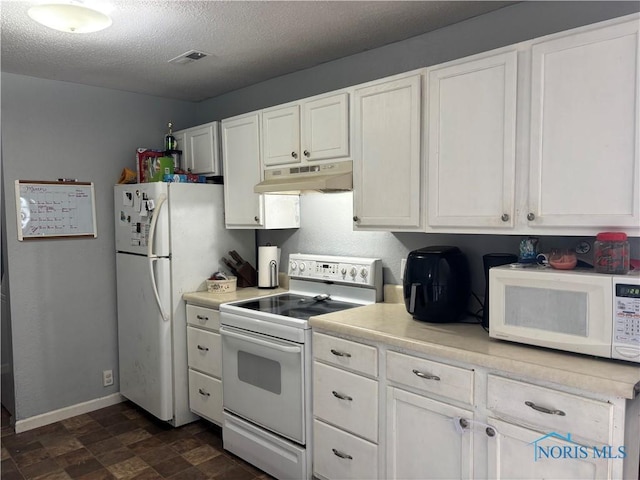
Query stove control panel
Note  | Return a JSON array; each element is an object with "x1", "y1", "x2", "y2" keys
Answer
[{"x1": 288, "y1": 253, "x2": 381, "y2": 287}]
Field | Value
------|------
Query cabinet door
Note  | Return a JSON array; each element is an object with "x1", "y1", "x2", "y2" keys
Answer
[
  {"x1": 221, "y1": 113, "x2": 264, "y2": 228},
  {"x1": 353, "y1": 73, "x2": 424, "y2": 231},
  {"x1": 427, "y1": 51, "x2": 517, "y2": 229},
  {"x1": 262, "y1": 104, "x2": 300, "y2": 167},
  {"x1": 386, "y1": 387, "x2": 473, "y2": 480},
  {"x1": 487, "y1": 418, "x2": 610, "y2": 479},
  {"x1": 301, "y1": 93, "x2": 349, "y2": 161},
  {"x1": 528, "y1": 19, "x2": 640, "y2": 229},
  {"x1": 186, "y1": 122, "x2": 220, "y2": 175}
]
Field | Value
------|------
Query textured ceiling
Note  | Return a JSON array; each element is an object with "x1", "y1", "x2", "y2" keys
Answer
[{"x1": 1, "y1": 1, "x2": 515, "y2": 102}]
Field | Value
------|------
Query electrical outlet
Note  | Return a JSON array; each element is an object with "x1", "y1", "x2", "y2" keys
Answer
[
  {"x1": 103, "y1": 369, "x2": 113, "y2": 387},
  {"x1": 400, "y1": 258, "x2": 407, "y2": 281}
]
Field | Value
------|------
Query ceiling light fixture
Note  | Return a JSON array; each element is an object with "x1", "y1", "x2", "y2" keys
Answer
[{"x1": 27, "y1": 1, "x2": 112, "y2": 34}]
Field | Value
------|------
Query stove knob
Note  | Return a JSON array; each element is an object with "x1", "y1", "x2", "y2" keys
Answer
[
  {"x1": 360, "y1": 268, "x2": 368, "y2": 280},
  {"x1": 349, "y1": 266, "x2": 357, "y2": 278},
  {"x1": 290, "y1": 261, "x2": 297, "y2": 271},
  {"x1": 341, "y1": 267, "x2": 347, "y2": 276},
  {"x1": 299, "y1": 263, "x2": 306, "y2": 272}
]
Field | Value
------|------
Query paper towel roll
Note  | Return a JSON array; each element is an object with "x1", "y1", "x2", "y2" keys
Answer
[{"x1": 258, "y1": 246, "x2": 280, "y2": 288}]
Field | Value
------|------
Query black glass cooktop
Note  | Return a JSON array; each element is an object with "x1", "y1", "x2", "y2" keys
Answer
[{"x1": 233, "y1": 293, "x2": 361, "y2": 320}]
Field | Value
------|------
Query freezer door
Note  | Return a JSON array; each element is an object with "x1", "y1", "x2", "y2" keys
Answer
[
  {"x1": 114, "y1": 183, "x2": 170, "y2": 256},
  {"x1": 116, "y1": 253, "x2": 173, "y2": 421}
]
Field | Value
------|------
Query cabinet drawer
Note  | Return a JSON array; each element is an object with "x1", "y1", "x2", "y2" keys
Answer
[
  {"x1": 313, "y1": 332, "x2": 378, "y2": 377},
  {"x1": 313, "y1": 362, "x2": 378, "y2": 442},
  {"x1": 486, "y1": 375, "x2": 612, "y2": 444},
  {"x1": 386, "y1": 351, "x2": 474, "y2": 405},
  {"x1": 189, "y1": 370, "x2": 222, "y2": 425},
  {"x1": 186, "y1": 304, "x2": 220, "y2": 331},
  {"x1": 313, "y1": 419, "x2": 378, "y2": 480},
  {"x1": 187, "y1": 327, "x2": 221, "y2": 377}
]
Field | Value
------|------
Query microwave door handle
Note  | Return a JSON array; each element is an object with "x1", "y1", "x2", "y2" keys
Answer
[
  {"x1": 221, "y1": 327, "x2": 301, "y2": 354},
  {"x1": 409, "y1": 283, "x2": 419, "y2": 314},
  {"x1": 147, "y1": 194, "x2": 169, "y2": 322}
]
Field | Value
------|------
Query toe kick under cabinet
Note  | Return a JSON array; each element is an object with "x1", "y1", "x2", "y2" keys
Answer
[
  {"x1": 186, "y1": 304, "x2": 223, "y2": 425},
  {"x1": 311, "y1": 330, "x2": 640, "y2": 480}
]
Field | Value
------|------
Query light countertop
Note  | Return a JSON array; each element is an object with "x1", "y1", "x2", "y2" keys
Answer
[
  {"x1": 183, "y1": 286, "x2": 287, "y2": 309},
  {"x1": 309, "y1": 299, "x2": 640, "y2": 399}
]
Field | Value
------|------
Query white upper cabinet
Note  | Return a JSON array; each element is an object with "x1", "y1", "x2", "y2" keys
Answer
[
  {"x1": 352, "y1": 71, "x2": 425, "y2": 231},
  {"x1": 262, "y1": 92, "x2": 349, "y2": 168},
  {"x1": 426, "y1": 50, "x2": 518, "y2": 230},
  {"x1": 527, "y1": 18, "x2": 640, "y2": 231},
  {"x1": 176, "y1": 121, "x2": 221, "y2": 175},
  {"x1": 221, "y1": 112, "x2": 300, "y2": 229}
]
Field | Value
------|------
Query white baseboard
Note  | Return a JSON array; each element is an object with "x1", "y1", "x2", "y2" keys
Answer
[{"x1": 14, "y1": 393, "x2": 125, "y2": 433}]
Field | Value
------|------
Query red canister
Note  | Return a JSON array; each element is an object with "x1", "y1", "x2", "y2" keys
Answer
[{"x1": 594, "y1": 232, "x2": 630, "y2": 274}]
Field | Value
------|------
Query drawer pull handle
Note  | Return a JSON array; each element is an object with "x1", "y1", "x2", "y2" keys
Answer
[
  {"x1": 525, "y1": 401, "x2": 565, "y2": 416},
  {"x1": 412, "y1": 369, "x2": 440, "y2": 381},
  {"x1": 196, "y1": 315, "x2": 209, "y2": 321},
  {"x1": 486, "y1": 427, "x2": 496, "y2": 437},
  {"x1": 459, "y1": 418, "x2": 469, "y2": 429},
  {"x1": 330, "y1": 349, "x2": 351, "y2": 358},
  {"x1": 198, "y1": 388, "x2": 210, "y2": 397},
  {"x1": 332, "y1": 448, "x2": 353, "y2": 460},
  {"x1": 332, "y1": 390, "x2": 353, "y2": 401},
  {"x1": 197, "y1": 345, "x2": 209, "y2": 352}
]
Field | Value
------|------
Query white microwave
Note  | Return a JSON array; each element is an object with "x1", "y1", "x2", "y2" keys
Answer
[{"x1": 489, "y1": 265, "x2": 640, "y2": 363}]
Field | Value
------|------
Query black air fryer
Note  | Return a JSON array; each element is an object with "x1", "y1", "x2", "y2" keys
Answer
[{"x1": 403, "y1": 246, "x2": 471, "y2": 323}]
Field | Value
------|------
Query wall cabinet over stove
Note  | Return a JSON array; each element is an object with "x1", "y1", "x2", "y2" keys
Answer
[{"x1": 221, "y1": 111, "x2": 300, "y2": 229}]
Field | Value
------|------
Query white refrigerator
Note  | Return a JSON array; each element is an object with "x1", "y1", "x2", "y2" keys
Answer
[{"x1": 114, "y1": 182, "x2": 254, "y2": 426}]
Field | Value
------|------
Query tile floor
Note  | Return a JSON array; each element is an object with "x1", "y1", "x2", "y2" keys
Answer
[{"x1": 1, "y1": 402, "x2": 274, "y2": 480}]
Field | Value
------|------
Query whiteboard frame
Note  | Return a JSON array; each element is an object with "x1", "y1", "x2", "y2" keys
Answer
[{"x1": 15, "y1": 180, "x2": 98, "y2": 240}]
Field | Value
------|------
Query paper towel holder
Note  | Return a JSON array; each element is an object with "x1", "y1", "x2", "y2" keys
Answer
[{"x1": 258, "y1": 244, "x2": 280, "y2": 289}]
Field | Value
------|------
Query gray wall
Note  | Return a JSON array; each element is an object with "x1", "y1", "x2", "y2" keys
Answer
[
  {"x1": 194, "y1": 1, "x2": 640, "y2": 123},
  {"x1": 1, "y1": 74, "x2": 195, "y2": 421}
]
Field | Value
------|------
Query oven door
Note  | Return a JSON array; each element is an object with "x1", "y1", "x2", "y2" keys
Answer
[{"x1": 221, "y1": 325, "x2": 306, "y2": 444}]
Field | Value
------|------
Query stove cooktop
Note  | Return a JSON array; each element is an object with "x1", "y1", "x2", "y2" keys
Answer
[{"x1": 231, "y1": 293, "x2": 362, "y2": 321}]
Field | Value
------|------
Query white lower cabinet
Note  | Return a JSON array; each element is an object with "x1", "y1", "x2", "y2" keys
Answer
[
  {"x1": 311, "y1": 331, "x2": 639, "y2": 480},
  {"x1": 487, "y1": 417, "x2": 610, "y2": 480},
  {"x1": 186, "y1": 304, "x2": 223, "y2": 425},
  {"x1": 312, "y1": 333, "x2": 379, "y2": 480},
  {"x1": 386, "y1": 387, "x2": 473, "y2": 479}
]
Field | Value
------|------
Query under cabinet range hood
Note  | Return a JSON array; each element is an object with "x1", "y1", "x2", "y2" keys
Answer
[{"x1": 254, "y1": 160, "x2": 352, "y2": 194}]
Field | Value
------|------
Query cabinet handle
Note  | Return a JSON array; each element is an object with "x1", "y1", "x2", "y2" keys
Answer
[
  {"x1": 303, "y1": 150, "x2": 310, "y2": 157},
  {"x1": 197, "y1": 345, "x2": 209, "y2": 352},
  {"x1": 527, "y1": 212, "x2": 536, "y2": 221},
  {"x1": 254, "y1": 216, "x2": 259, "y2": 222},
  {"x1": 501, "y1": 213, "x2": 509, "y2": 222},
  {"x1": 332, "y1": 448, "x2": 353, "y2": 460},
  {"x1": 352, "y1": 216, "x2": 359, "y2": 222},
  {"x1": 332, "y1": 390, "x2": 353, "y2": 401},
  {"x1": 459, "y1": 418, "x2": 469, "y2": 429},
  {"x1": 330, "y1": 348, "x2": 351, "y2": 358},
  {"x1": 525, "y1": 401, "x2": 565, "y2": 416},
  {"x1": 196, "y1": 315, "x2": 209, "y2": 321},
  {"x1": 291, "y1": 151, "x2": 298, "y2": 158},
  {"x1": 198, "y1": 388, "x2": 210, "y2": 397},
  {"x1": 486, "y1": 427, "x2": 496, "y2": 437},
  {"x1": 412, "y1": 369, "x2": 440, "y2": 381}
]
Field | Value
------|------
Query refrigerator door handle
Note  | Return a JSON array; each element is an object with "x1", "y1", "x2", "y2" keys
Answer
[{"x1": 148, "y1": 193, "x2": 169, "y2": 322}]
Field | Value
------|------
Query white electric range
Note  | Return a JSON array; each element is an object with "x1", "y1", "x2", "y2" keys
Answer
[{"x1": 220, "y1": 253, "x2": 382, "y2": 480}]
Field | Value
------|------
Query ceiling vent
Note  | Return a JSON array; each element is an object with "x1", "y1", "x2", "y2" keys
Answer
[{"x1": 168, "y1": 50, "x2": 209, "y2": 65}]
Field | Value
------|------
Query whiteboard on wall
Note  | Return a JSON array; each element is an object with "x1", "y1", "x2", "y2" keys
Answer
[{"x1": 15, "y1": 180, "x2": 98, "y2": 240}]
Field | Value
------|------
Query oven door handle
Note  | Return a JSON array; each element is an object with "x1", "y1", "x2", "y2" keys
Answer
[{"x1": 220, "y1": 327, "x2": 302, "y2": 354}]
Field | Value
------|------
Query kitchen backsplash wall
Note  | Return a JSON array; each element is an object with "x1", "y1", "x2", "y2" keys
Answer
[{"x1": 257, "y1": 193, "x2": 640, "y2": 304}]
